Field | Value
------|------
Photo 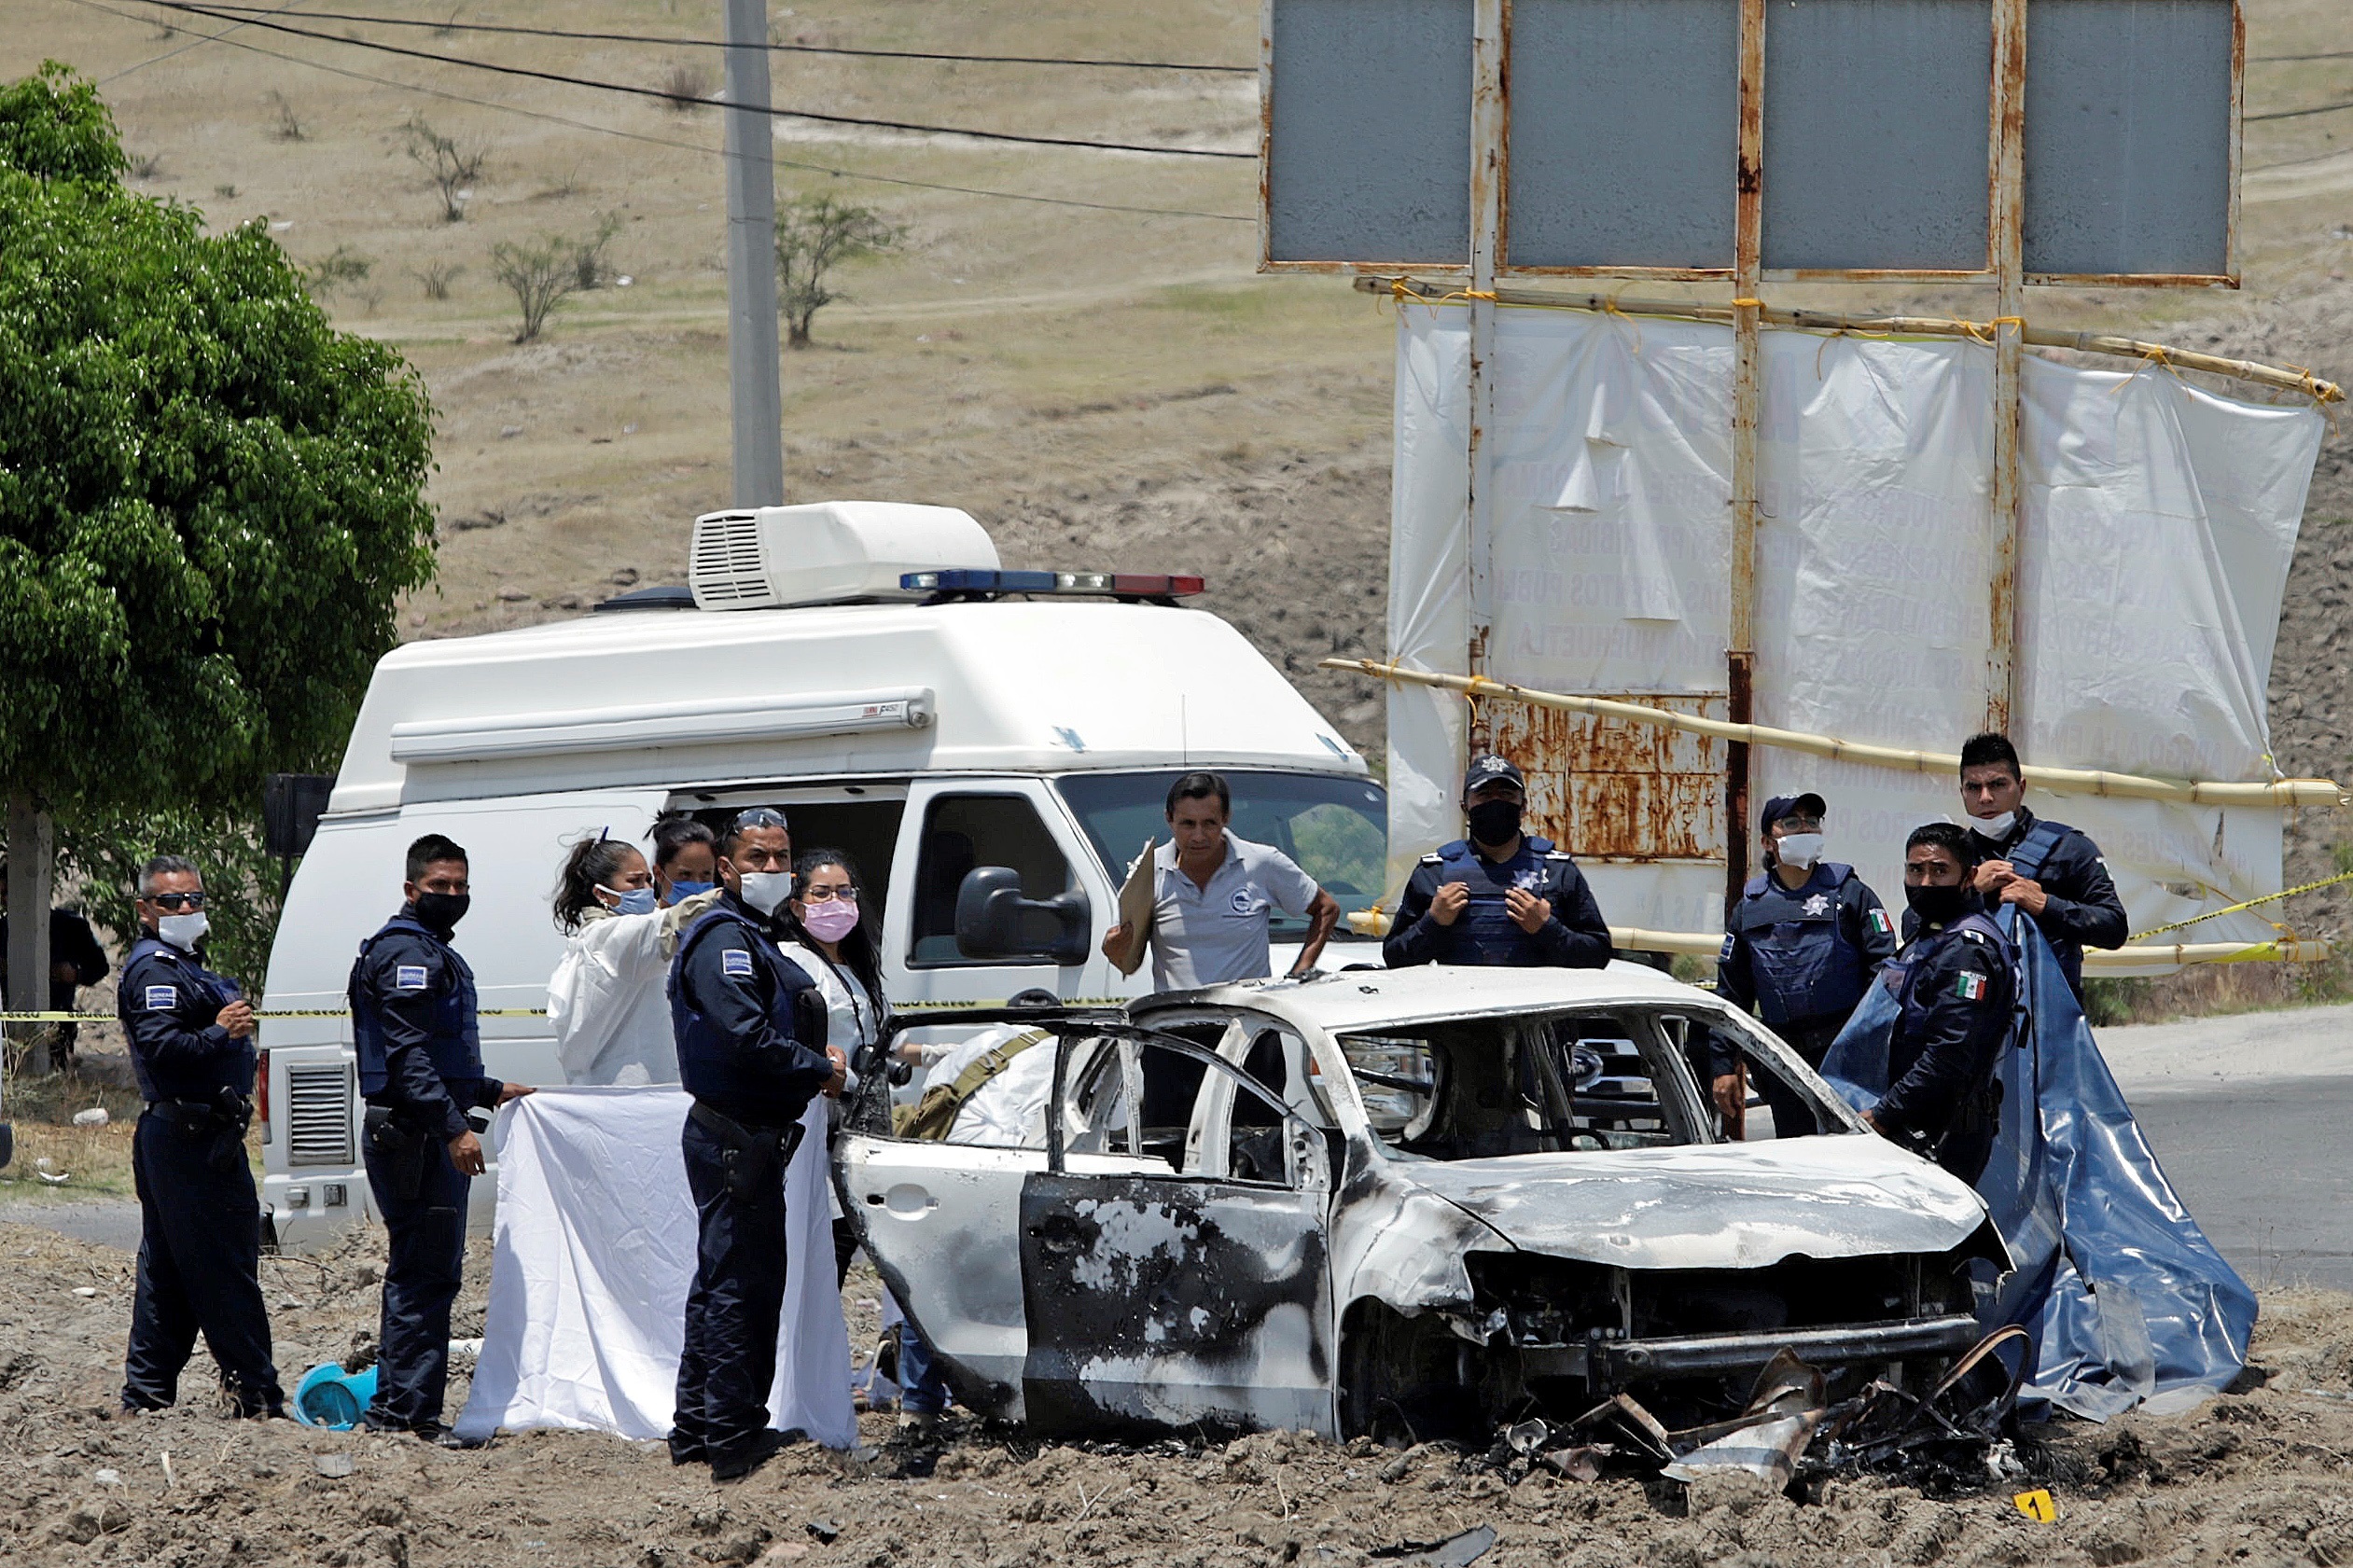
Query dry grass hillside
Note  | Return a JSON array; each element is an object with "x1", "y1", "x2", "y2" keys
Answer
[{"x1": 7, "y1": 0, "x2": 2352, "y2": 1000}]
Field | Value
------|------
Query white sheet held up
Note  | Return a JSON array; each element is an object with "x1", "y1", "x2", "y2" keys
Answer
[{"x1": 455, "y1": 1087, "x2": 854, "y2": 1448}]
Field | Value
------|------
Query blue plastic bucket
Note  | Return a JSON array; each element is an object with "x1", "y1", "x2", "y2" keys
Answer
[{"x1": 293, "y1": 1363, "x2": 378, "y2": 1429}]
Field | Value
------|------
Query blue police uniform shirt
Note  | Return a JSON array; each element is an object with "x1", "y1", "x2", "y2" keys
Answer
[
  {"x1": 117, "y1": 935, "x2": 255, "y2": 1103},
  {"x1": 1383, "y1": 836, "x2": 1611, "y2": 968},
  {"x1": 349, "y1": 909, "x2": 495, "y2": 1143},
  {"x1": 1875, "y1": 909, "x2": 2015, "y2": 1143},
  {"x1": 1962, "y1": 807, "x2": 2127, "y2": 999},
  {"x1": 669, "y1": 893, "x2": 836, "y2": 1129},
  {"x1": 1717, "y1": 862, "x2": 1897, "y2": 1028}
]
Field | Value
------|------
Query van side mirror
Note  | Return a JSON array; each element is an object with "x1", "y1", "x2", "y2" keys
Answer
[{"x1": 954, "y1": 867, "x2": 1091, "y2": 965}]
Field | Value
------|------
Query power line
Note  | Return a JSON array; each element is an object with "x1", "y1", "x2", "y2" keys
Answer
[
  {"x1": 58, "y1": 0, "x2": 1253, "y2": 221},
  {"x1": 2247, "y1": 97, "x2": 2353, "y2": 123},
  {"x1": 170, "y1": 3, "x2": 1256, "y2": 74},
  {"x1": 133, "y1": 0, "x2": 1255, "y2": 159},
  {"x1": 99, "y1": 0, "x2": 314, "y2": 84}
]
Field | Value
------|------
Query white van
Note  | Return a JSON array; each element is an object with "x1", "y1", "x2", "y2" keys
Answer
[{"x1": 256, "y1": 502, "x2": 1388, "y2": 1249}]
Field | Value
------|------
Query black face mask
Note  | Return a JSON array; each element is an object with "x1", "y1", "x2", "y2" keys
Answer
[
  {"x1": 1904, "y1": 882, "x2": 1969, "y2": 926},
  {"x1": 1466, "y1": 799, "x2": 1524, "y2": 847},
  {"x1": 412, "y1": 891, "x2": 471, "y2": 935}
]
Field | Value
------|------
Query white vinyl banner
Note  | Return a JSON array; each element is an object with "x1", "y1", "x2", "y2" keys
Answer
[
  {"x1": 1388, "y1": 303, "x2": 2323, "y2": 961},
  {"x1": 456, "y1": 1087, "x2": 856, "y2": 1448}
]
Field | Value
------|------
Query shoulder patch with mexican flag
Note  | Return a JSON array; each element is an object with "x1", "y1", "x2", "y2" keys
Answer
[
  {"x1": 1953, "y1": 971, "x2": 1988, "y2": 1002},
  {"x1": 1868, "y1": 908, "x2": 1893, "y2": 937}
]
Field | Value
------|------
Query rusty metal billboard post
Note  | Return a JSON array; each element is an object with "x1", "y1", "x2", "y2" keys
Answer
[{"x1": 1261, "y1": 0, "x2": 2243, "y2": 912}]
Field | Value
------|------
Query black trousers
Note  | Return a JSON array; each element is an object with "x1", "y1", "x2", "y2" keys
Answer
[
  {"x1": 361, "y1": 1128, "x2": 471, "y2": 1431},
  {"x1": 123, "y1": 1110, "x2": 282, "y2": 1415},
  {"x1": 1758, "y1": 1016, "x2": 1847, "y2": 1138},
  {"x1": 670, "y1": 1113, "x2": 790, "y2": 1466}
]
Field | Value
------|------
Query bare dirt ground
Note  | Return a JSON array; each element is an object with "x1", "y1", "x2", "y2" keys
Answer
[{"x1": 2, "y1": 1214, "x2": 2351, "y2": 1568}]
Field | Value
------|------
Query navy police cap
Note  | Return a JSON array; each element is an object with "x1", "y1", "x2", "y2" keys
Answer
[
  {"x1": 1462, "y1": 755, "x2": 1526, "y2": 797},
  {"x1": 1760, "y1": 792, "x2": 1827, "y2": 832}
]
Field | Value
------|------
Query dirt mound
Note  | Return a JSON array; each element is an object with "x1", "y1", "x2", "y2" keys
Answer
[{"x1": 5, "y1": 1217, "x2": 2350, "y2": 1567}]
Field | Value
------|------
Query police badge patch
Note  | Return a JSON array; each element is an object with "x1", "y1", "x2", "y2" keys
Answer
[
  {"x1": 395, "y1": 964, "x2": 429, "y2": 991},
  {"x1": 1803, "y1": 894, "x2": 1831, "y2": 916},
  {"x1": 144, "y1": 984, "x2": 176, "y2": 1010},
  {"x1": 722, "y1": 949, "x2": 756, "y2": 978}
]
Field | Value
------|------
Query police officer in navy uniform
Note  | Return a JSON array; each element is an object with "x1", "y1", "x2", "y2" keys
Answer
[
  {"x1": 667, "y1": 807, "x2": 845, "y2": 1482},
  {"x1": 1956, "y1": 732, "x2": 2125, "y2": 1001},
  {"x1": 348, "y1": 834, "x2": 531, "y2": 1447},
  {"x1": 1383, "y1": 755, "x2": 1611, "y2": 968},
  {"x1": 1715, "y1": 793, "x2": 1897, "y2": 1135},
  {"x1": 116, "y1": 854, "x2": 284, "y2": 1419},
  {"x1": 1861, "y1": 822, "x2": 2018, "y2": 1184}
]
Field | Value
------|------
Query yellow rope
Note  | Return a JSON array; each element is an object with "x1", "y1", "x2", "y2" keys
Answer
[{"x1": 2127, "y1": 867, "x2": 2353, "y2": 942}]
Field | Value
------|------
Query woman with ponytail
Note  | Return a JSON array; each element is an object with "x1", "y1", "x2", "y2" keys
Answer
[{"x1": 545, "y1": 824, "x2": 722, "y2": 1085}]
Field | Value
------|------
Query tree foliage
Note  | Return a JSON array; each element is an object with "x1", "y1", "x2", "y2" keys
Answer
[
  {"x1": 774, "y1": 193, "x2": 902, "y2": 348},
  {"x1": 0, "y1": 62, "x2": 439, "y2": 823},
  {"x1": 49, "y1": 804, "x2": 285, "y2": 993}
]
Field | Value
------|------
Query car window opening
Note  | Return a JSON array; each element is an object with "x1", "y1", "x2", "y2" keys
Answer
[{"x1": 1340, "y1": 1007, "x2": 1840, "y2": 1159}]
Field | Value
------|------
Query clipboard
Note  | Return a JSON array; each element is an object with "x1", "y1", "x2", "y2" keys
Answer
[{"x1": 1107, "y1": 838, "x2": 1157, "y2": 977}]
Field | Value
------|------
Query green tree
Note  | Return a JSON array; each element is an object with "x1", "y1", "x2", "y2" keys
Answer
[
  {"x1": 773, "y1": 193, "x2": 902, "y2": 348},
  {"x1": 0, "y1": 63, "x2": 437, "y2": 1066}
]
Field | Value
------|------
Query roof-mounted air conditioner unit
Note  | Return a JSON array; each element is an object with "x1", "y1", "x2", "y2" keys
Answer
[{"x1": 689, "y1": 501, "x2": 1000, "y2": 611}]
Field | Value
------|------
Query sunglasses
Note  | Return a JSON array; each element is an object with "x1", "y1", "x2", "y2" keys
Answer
[
  {"x1": 731, "y1": 807, "x2": 789, "y2": 830},
  {"x1": 146, "y1": 892, "x2": 208, "y2": 911}
]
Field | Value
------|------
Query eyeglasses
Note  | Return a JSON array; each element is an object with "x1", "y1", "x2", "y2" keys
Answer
[
  {"x1": 1775, "y1": 818, "x2": 1824, "y2": 833},
  {"x1": 146, "y1": 892, "x2": 207, "y2": 910},
  {"x1": 797, "y1": 885, "x2": 856, "y2": 903},
  {"x1": 731, "y1": 807, "x2": 789, "y2": 830}
]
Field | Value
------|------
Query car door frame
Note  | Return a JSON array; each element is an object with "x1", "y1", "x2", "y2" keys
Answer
[
  {"x1": 1020, "y1": 1019, "x2": 1339, "y2": 1437},
  {"x1": 834, "y1": 1008, "x2": 1340, "y2": 1437}
]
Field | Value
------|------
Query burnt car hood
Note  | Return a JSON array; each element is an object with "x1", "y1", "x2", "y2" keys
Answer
[{"x1": 1390, "y1": 1132, "x2": 1991, "y2": 1271}]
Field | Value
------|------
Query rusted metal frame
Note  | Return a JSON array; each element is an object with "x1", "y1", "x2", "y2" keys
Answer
[
  {"x1": 2227, "y1": 0, "x2": 2243, "y2": 287},
  {"x1": 1463, "y1": 0, "x2": 1508, "y2": 743},
  {"x1": 1984, "y1": 0, "x2": 2027, "y2": 734},
  {"x1": 2023, "y1": 271, "x2": 2235, "y2": 289},
  {"x1": 1723, "y1": 0, "x2": 1766, "y2": 914},
  {"x1": 1257, "y1": 0, "x2": 1274, "y2": 273},
  {"x1": 1503, "y1": 266, "x2": 1737, "y2": 281}
]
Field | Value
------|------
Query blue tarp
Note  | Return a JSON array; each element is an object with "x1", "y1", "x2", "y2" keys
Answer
[{"x1": 1821, "y1": 916, "x2": 2257, "y2": 1419}]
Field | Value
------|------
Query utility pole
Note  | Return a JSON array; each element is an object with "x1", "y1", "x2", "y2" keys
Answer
[{"x1": 721, "y1": 0, "x2": 786, "y2": 507}]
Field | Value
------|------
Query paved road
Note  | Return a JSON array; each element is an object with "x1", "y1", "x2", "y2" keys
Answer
[
  {"x1": 6, "y1": 1006, "x2": 2346, "y2": 1292},
  {"x1": 2102, "y1": 1004, "x2": 2353, "y2": 1294}
]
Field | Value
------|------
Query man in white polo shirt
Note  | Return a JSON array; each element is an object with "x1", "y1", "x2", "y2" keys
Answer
[{"x1": 1101, "y1": 771, "x2": 1341, "y2": 992}]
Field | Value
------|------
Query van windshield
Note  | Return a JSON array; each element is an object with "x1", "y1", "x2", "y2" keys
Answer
[{"x1": 1055, "y1": 771, "x2": 1387, "y2": 940}]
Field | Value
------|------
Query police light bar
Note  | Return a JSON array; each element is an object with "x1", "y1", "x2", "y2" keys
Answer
[{"x1": 900, "y1": 569, "x2": 1205, "y2": 598}]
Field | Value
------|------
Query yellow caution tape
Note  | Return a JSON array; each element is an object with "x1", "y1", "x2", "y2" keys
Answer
[
  {"x1": 2012, "y1": 1490, "x2": 2057, "y2": 1523},
  {"x1": 2128, "y1": 867, "x2": 2353, "y2": 942}
]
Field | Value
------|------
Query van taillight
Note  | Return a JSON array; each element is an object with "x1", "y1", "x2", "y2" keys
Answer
[{"x1": 257, "y1": 1049, "x2": 271, "y2": 1141}]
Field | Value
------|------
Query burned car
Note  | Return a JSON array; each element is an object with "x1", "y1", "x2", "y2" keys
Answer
[{"x1": 835, "y1": 964, "x2": 2006, "y2": 1442}]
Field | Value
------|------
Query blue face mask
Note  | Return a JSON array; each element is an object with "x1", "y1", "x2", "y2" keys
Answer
[
  {"x1": 601, "y1": 884, "x2": 659, "y2": 917},
  {"x1": 663, "y1": 879, "x2": 716, "y2": 907}
]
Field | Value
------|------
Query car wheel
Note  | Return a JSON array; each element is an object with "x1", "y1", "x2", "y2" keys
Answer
[{"x1": 1338, "y1": 1300, "x2": 1490, "y2": 1446}]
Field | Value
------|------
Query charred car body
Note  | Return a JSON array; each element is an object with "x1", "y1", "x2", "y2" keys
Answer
[{"x1": 835, "y1": 964, "x2": 2007, "y2": 1442}]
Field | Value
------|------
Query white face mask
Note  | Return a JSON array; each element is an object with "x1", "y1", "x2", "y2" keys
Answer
[
  {"x1": 737, "y1": 870, "x2": 794, "y2": 916},
  {"x1": 1774, "y1": 833, "x2": 1825, "y2": 869},
  {"x1": 1971, "y1": 810, "x2": 2017, "y2": 840},
  {"x1": 158, "y1": 911, "x2": 210, "y2": 951}
]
